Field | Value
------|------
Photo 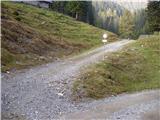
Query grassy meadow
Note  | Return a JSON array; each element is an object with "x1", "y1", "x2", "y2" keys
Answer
[{"x1": 72, "y1": 35, "x2": 160, "y2": 100}]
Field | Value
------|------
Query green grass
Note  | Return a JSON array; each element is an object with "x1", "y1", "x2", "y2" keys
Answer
[
  {"x1": 72, "y1": 35, "x2": 160, "y2": 100},
  {"x1": 1, "y1": 2, "x2": 118, "y2": 72}
]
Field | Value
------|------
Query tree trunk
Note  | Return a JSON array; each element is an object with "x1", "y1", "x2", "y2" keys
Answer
[{"x1": 76, "y1": 12, "x2": 78, "y2": 20}]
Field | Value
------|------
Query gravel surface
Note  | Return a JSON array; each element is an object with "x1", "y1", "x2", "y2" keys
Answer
[
  {"x1": 2, "y1": 40, "x2": 133, "y2": 120},
  {"x1": 109, "y1": 99, "x2": 159, "y2": 120},
  {"x1": 60, "y1": 90, "x2": 160, "y2": 120}
]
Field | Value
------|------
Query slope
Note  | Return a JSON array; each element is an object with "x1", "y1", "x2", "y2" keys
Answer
[
  {"x1": 72, "y1": 35, "x2": 160, "y2": 99},
  {"x1": 1, "y1": 2, "x2": 118, "y2": 72}
]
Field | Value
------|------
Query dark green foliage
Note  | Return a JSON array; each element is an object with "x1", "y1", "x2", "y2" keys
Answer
[
  {"x1": 50, "y1": 1, "x2": 67, "y2": 14},
  {"x1": 50, "y1": 1, "x2": 93, "y2": 23},
  {"x1": 146, "y1": 1, "x2": 160, "y2": 32},
  {"x1": 86, "y1": 1, "x2": 94, "y2": 25},
  {"x1": 65, "y1": 1, "x2": 88, "y2": 20}
]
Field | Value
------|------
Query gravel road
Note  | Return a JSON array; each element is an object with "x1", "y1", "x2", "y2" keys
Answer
[
  {"x1": 1, "y1": 40, "x2": 140, "y2": 120},
  {"x1": 60, "y1": 90, "x2": 160, "y2": 120}
]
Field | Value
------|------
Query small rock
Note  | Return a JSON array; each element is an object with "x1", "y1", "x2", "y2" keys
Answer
[
  {"x1": 63, "y1": 81, "x2": 68, "y2": 84},
  {"x1": 56, "y1": 87, "x2": 60, "y2": 90},
  {"x1": 126, "y1": 112, "x2": 129, "y2": 115},
  {"x1": 55, "y1": 57, "x2": 60, "y2": 61},
  {"x1": 48, "y1": 83, "x2": 53, "y2": 87},
  {"x1": 57, "y1": 93, "x2": 63, "y2": 96},
  {"x1": 35, "y1": 111, "x2": 38, "y2": 114},
  {"x1": 117, "y1": 117, "x2": 121, "y2": 119},
  {"x1": 6, "y1": 71, "x2": 10, "y2": 74},
  {"x1": 39, "y1": 56, "x2": 45, "y2": 60}
]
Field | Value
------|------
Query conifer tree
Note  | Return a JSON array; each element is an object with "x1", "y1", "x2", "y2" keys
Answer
[{"x1": 119, "y1": 10, "x2": 135, "y2": 38}]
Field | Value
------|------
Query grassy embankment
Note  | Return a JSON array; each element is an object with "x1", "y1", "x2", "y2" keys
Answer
[
  {"x1": 72, "y1": 35, "x2": 160, "y2": 100},
  {"x1": 1, "y1": 2, "x2": 118, "y2": 72}
]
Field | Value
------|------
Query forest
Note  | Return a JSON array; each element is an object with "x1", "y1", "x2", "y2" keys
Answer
[{"x1": 50, "y1": 1, "x2": 160, "y2": 39}]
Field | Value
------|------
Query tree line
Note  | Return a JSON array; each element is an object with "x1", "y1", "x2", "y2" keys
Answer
[
  {"x1": 119, "y1": 1, "x2": 160, "y2": 39},
  {"x1": 50, "y1": 1, "x2": 94, "y2": 24},
  {"x1": 50, "y1": 1, "x2": 160, "y2": 39}
]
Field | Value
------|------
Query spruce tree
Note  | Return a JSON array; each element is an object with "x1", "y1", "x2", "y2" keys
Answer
[
  {"x1": 119, "y1": 10, "x2": 135, "y2": 39},
  {"x1": 146, "y1": 1, "x2": 160, "y2": 32}
]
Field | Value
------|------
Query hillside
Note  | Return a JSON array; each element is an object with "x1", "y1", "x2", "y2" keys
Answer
[
  {"x1": 72, "y1": 35, "x2": 160, "y2": 99},
  {"x1": 1, "y1": 2, "x2": 118, "y2": 72}
]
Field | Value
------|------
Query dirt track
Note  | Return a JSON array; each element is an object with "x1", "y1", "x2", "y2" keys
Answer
[{"x1": 2, "y1": 40, "x2": 144, "y2": 120}]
